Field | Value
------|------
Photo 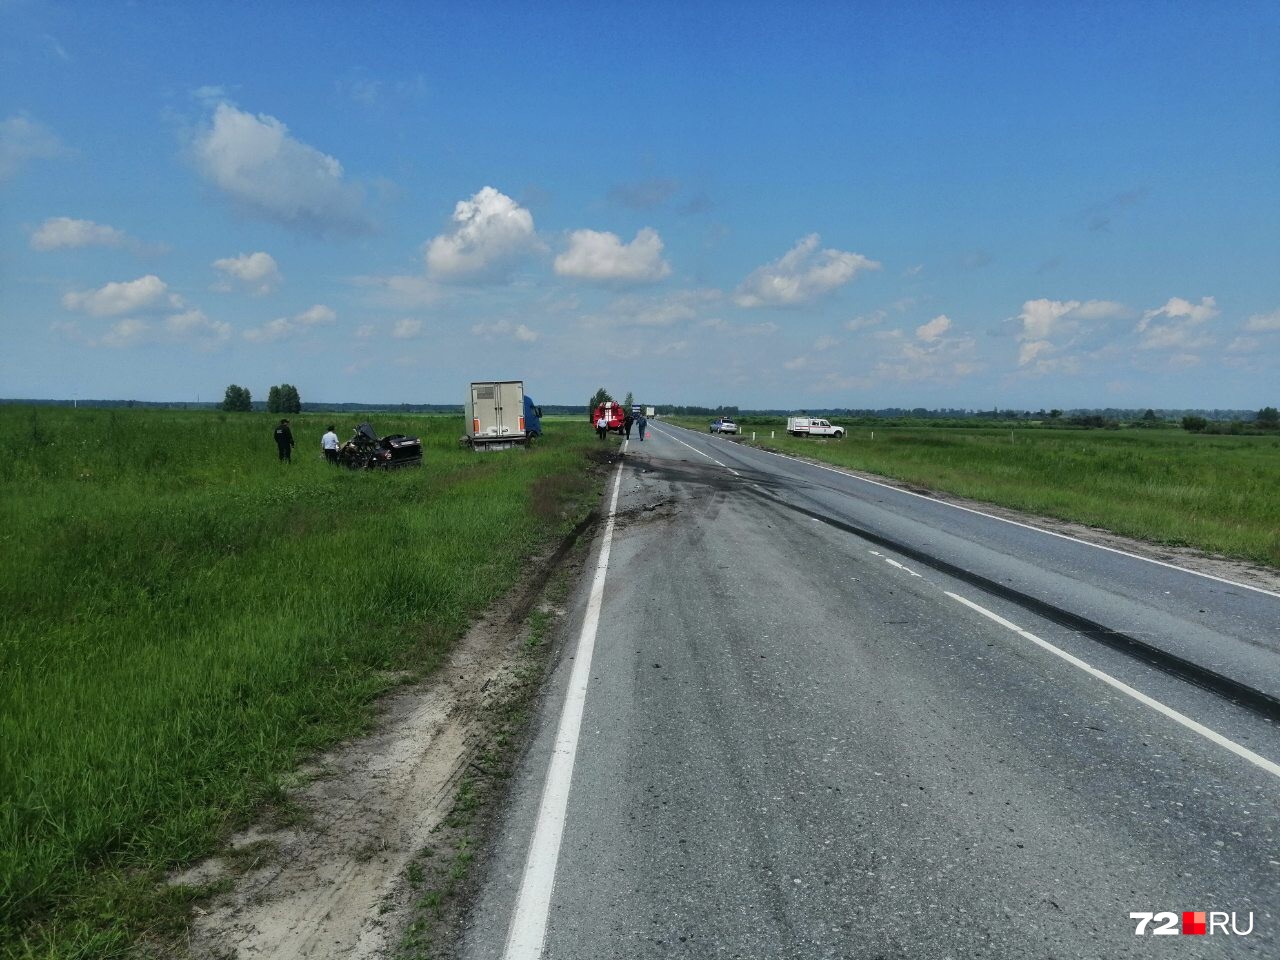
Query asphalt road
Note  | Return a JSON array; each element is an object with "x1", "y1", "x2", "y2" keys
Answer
[{"x1": 459, "y1": 424, "x2": 1280, "y2": 959}]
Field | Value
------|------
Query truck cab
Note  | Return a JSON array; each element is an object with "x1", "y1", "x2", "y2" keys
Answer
[{"x1": 523, "y1": 394, "x2": 543, "y2": 438}]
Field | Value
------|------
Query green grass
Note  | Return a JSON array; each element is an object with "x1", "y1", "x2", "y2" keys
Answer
[
  {"x1": 672, "y1": 418, "x2": 1280, "y2": 567},
  {"x1": 0, "y1": 407, "x2": 600, "y2": 958}
]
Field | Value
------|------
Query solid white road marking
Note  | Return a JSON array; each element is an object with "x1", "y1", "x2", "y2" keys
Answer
[
  {"x1": 660, "y1": 424, "x2": 1280, "y2": 600},
  {"x1": 502, "y1": 457, "x2": 626, "y2": 960},
  {"x1": 946, "y1": 591, "x2": 1280, "y2": 780}
]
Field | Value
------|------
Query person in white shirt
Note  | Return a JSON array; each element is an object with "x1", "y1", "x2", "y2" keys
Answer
[{"x1": 321, "y1": 425, "x2": 340, "y2": 464}]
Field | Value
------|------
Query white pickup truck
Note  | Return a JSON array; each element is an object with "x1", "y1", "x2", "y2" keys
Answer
[{"x1": 786, "y1": 416, "x2": 845, "y2": 438}]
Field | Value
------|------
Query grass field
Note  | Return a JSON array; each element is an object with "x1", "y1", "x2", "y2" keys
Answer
[
  {"x1": 0, "y1": 407, "x2": 601, "y2": 959},
  {"x1": 673, "y1": 417, "x2": 1280, "y2": 567}
]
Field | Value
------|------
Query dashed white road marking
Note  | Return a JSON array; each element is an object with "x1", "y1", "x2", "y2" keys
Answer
[
  {"x1": 946, "y1": 591, "x2": 1280, "y2": 780},
  {"x1": 654, "y1": 425, "x2": 740, "y2": 475},
  {"x1": 883, "y1": 558, "x2": 923, "y2": 578},
  {"x1": 502, "y1": 456, "x2": 626, "y2": 960}
]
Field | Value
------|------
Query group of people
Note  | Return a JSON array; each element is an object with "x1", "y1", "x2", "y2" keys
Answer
[
  {"x1": 273, "y1": 419, "x2": 341, "y2": 464},
  {"x1": 595, "y1": 410, "x2": 648, "y2": 442}
]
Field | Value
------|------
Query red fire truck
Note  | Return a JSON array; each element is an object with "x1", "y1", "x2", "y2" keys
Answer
[{"x1": 591, "y1": 400, "x2": 627, "y2": 433}]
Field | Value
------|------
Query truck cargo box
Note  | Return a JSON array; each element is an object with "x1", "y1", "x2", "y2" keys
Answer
[{"x1": 465, "y1": 380, "x2": 528, "y2": 450}]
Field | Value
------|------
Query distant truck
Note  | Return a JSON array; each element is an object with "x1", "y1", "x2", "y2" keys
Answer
[
  {"x1": 786, "y1": 416, "x2": 845, "y2": 438},
  {"x1": 465, "y1": 380, "x2": 539, "y2": 450}
]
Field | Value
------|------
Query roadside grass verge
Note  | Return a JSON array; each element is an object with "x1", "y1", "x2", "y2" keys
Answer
[
  {"x1": 672, "y1": 418, "x2": 1280, "y2": 567},
  {"x1": 0, "y1": 408, "x2": 600, "y2": 958},
  {"x1": 398, "y1": 561, "x2": 575, "y2": 960}
]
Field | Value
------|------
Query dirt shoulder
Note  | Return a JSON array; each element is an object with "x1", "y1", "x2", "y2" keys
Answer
[{"x1": 172, "y1": 528, "x2": 590, "y2": 960}]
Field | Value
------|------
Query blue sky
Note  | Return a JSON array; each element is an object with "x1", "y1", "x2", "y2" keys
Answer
[{"x1": 2, "y1": 0, "x2": 1277, "y2": 409}]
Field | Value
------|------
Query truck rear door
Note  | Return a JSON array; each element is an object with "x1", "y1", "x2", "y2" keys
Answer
[
  {"x1": 471, "y1": 383, "x2": 499, "y2": 437},
  {"x1": 496, "y1": 381, "x2": 525, "y2": 437}
]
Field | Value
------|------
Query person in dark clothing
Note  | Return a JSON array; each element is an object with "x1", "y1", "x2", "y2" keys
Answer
[
  {"x1": 623, "y1": 412, "x2": 634, "y2": 439},
  {"x1": 636, "y1": 412, "x2": 647, "y2": 440},
  {"x1": 274, "y1": 418, "x2": 295, "y2": 462}
]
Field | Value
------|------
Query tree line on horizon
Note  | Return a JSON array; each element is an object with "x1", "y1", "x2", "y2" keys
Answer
[{"x1": 4, "y1": 395, "x2": 1276, "y2": 428}]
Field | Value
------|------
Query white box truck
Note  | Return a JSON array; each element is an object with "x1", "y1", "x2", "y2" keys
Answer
[{"x1": 465, "y1": 380, "x2": 528, "y2": 451}]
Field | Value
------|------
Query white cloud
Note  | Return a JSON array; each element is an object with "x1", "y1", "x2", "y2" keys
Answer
[
  {"x1": 62, "y1": 275, "x2": 178, "y2": 316},
  {"x1": 653, "y1": 340, "x2": 688, "y2": 356},
  {"x1": 472, "y1": 319, "x2": 538, "y2": 342},
  {"x1": 1071, "y1": 299, "x2": 1129, "y2": 321},
  {"x1": 192, "y1": 85, "x2": 230, "y2": 106},
  {"x1": 814, "y1": 335, "x2": 840, "y2": 350},
  {"x1": 0, "y1": 115, "x2": 65, "y2": 181},
  {"x1": 915, "y1": 314, "x2": 951, "y2": 342},
  {"x1": 1136, "y1": 296, "x2": 1218, "y2": 350},
  {"x1": 243, "y1": 303, "x2": 336, "y2": 342},
  {"x1": 1011, "y1": 298, "x2": 1132, "y2": 369},
  {"x1": 876, "y1": 341, "x2": 981, "y2": 383},
  {"x1": 163, "y1": 308, "x2": 232, "y2": 346},
  {"x1": 70, "y1": 308, "x2": 231, "y2": 350},
  {"x1": 554, "y1": 227, "x2": 671, "y2": 283},
  {"x1": 1225, "y1": 336, "x2": 1260, "y2": 354},
  {"x1": 192, "y1": 102, "x2": 370, "y2": 234},
  {"x1": 846, "y1": 310, "x2": 887, "y2": 332},
  {"x1": 99, "y1": 318, "x2": 150, "y2": 348},
  {"x1": 1244, "y1": 309, "x2": 1280, "y2": 333},
  {"x1": 586, "y1": 289, "x2": 721, "y2": 329},
  {"x1": 352, "y1": 274, "x2": 443, "y2": 308},
  {"x1": 355, "y1": 323, "x2": 376, "y2": 339},
  {"x1": 31, "y1": 217, "x2": 128, "y2": 251},
  {"x1": 875, "y1": 323, "x2": 980, "y2": 383},
  {"x1": 698, "y1": 317, "x2": 778, "y2": 337},
  {"x1": 1017, "y1": 339, "x2": 1055, "y2": 367},
  {"x1": 783, "y1": 357, "x2": 809, "y2": 370},
  {"x1": 425, "y1": 186, "x2": 540, "y2": 280},
  {"x1": 391, "y1": 318, "x2": 423, "y2": 339},
  {"x1": 212, "y1": 251, "x2": 281, "y2": 295},
  {"x1": 163, "y1": 309, "x2": 231, "y2": 343},
  {"x1": 734, "y1": 234, "x2": 880, "y2": 307}
]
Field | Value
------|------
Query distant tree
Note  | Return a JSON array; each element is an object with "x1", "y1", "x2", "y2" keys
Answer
[
  {"x1": 221, "y1": 384, "x2": 252, "y2": 412},
  {"x1": 1181, "y1": 415, "x2": 1208, "y2": 433},
  {"x1": 1141, "y1": 408, "x2": 1158, "y2": 422},
  {"x1": 1257, "y1": 406, "x2": 1279, "y2": 428},
  {"x1": 267, "y1": 384, "x2": 301, "y2": 413},
  {"x1": 588, "y1": 387, "x2": 612, "y2": 414},
  {"x1": 1048, "y1": 409, "x2": 1062, "y2": 420},
  {"x1": 624, "y1": 391, "x2": 635, "y2": 409}
]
